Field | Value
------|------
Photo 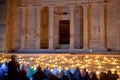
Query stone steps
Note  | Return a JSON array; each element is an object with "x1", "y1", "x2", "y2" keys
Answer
[{"x1": 16, "y1": 49, "x2": 110, "y2": 53}]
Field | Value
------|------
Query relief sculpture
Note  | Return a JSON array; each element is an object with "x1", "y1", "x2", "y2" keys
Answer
[
  {"x1": 27, "y1": 29, "x2": 35, "y2": 39},
  {"x1": 92, "y1": 25, "x2": 100, "y2": 41},
  {"x1": 26, "y1": 29, "x2": 35, "y2": 48}
]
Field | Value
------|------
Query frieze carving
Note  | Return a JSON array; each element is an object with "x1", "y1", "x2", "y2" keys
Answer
[{"x1": 21, "y1": 0, "x2": 106, "y2": 6}]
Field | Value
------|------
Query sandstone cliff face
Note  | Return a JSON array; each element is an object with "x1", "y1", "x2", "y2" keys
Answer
[
  {"x1": 107, "y1": 0, "x2": 120, "y2": 50},
  {"x1": 0, "y1": 24, "x2": 6, "y2": 51},
  {"x1": 0, "y1": 0, "x2": 7, "y2": 24},
  {"x1": 0, "y1": 0, "x2": 120, "y2": 51},
  {"x1": 0, "y1": 0, "x2": 7, "y2": 51}
]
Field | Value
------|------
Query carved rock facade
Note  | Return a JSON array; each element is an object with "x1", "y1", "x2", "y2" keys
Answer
[{"x1": 5, "y1": 0, "x2": 120, "y2": 52}]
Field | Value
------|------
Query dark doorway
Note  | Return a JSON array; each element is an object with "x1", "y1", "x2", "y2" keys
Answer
[{"x1": 59, "y1": 20, "x2": 70, "y2": 44}]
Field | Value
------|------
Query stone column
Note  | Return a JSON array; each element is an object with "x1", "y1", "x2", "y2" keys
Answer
[
  {"x1": 48, "y1": 5, "x2": 54, "y2": 49},
  {"x1": 119, "y1": 8, "x2": 120, "y2": 49},
  {"x1": 20, "y1": 7, "x2": 27, "y2": 49},
  {"x1": 82, "y1": 4, "x2": 89, "y2": 49},
  {"x1": 99, "y1": 3, "x2": 105, "y2": 49},
  {"x1": 69, "y1": 4, "x2": 75, "y2": 49},
  {"x1": 27, "y1": 6, "x2": 36, "y2": 48},
  {"x1": 35, "y1": 6, "x2": 42, "y2": 49}
]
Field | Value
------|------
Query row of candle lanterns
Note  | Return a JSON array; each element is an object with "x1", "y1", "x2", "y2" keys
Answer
[{"x1": 0, "y1": 54, "x2": 120, "y2": 76}]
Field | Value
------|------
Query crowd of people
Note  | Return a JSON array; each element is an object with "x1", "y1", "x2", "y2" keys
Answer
[{"x1": 0, "y1": 55, "x2": 119, "y2": 80}]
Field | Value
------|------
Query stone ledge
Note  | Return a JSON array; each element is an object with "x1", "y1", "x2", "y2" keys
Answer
[{"x1": 21, "y1": 0, "x2": 106, "y2": 6}]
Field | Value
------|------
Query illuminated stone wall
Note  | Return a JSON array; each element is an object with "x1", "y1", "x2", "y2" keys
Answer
[
  {"x1": 0, "y1": 0, "x2": 7, "y2": 51},
  {"x1": 0, "y1": 0, "x2": 7, "y2": 24},
  {"x1": 4, "y1": 0, "x2": 120, "y2": 52},
  {"x1": 6, "y1": 0, "x2": 21, "y2": 51},
  {"x1": 107, "y1": 0, "x2": 120, "y2": 50},
  {"x1": 0, "y1": 24, "x2": 6, "y2": 50}
]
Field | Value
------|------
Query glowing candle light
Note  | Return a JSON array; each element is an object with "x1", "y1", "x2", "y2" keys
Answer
[
  {"x1": 104, "y1": 57, "x2": 107, "y2": 60},
  {"x1": 114, "y1": 59, "x2": 117, "y2": 61},
  {"x1": 90, "y1": 58, "x2": 92, "y2": 61},
  {"x1": 111, "y1": 68, "x2": 116, "y2": 72},
  {"x1": 85, "y1": 64, "x2": 88, "y2": 67},
  {"x1": 18, "y1": 56, "x2": 22, "y2": 58},
  {"x1": 0, "y1": 54, "x2": 120, "y2": 78},
  {"x1": 77, "y1": 63, "x2": 80, "y2": 66},
  {"x1": 71, "y1": 65, "x2": 74, "y2": 67},
  {"x1": 41, "y1": 62, "x2": 44, "y2": 64},
  {"x1": 77, "y1": 60, "x2": 79, "y2": 62},
  {"x1": 66, "y1": 67, "x2": 68, "y2": 70},
  {"x1": 98, "y1": 65, "x2": 102, "y2": 68},
  {"x1": 53, "y1": 65, "x2": 56, "y2": 67},
  {"x1": 49, "y1": 60, "x2": 52, "y2": 62},
  {"x1": 97, "y1": 62, "x2": 100, "y2": 65},
  {"x1": 85, "y1": 56, "x2": 88, "y2": 58},
  {"x1": 46, "y1": 63, "x2": 49, "y2": 66},
  {"x1": 103, "y1": 61, "x2": 105, "y2": 63},
  {"x1": 50, "y1": 56, "x2": 52, "y2": 58},
  {"x1": 55, "y1": 62, "x2": 58, "y2": 64},
  {"x1": 112, "y1": 62, "x2": 116, "y2": 64},
  {"x1": 58, "y1": 66, "x2": 61, "y2": 69},
  {"x1": 30, "y1": 57, "x2": 33, "y2": 60},
  {"x1": 26, "y1": 62, "x2": 29, "y2": 64},
  {"x1": 86, "y1": 69, "x2": 89, "y2": 71},
  {"x1": 81, "y1": 65, "x2": 84, "y2": 68},
  {"x1": 96, "y1": 71, "x2": 100, "y2": 75},
  {"x1": 117, "y1": 66, "x2": 120, "y2": 68},
  {"x1": 73, "y1": 57, "x2": 75, "y2": 59}
]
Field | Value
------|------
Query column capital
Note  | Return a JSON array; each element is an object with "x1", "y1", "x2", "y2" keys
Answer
[
  {"x1": 68, "y1": 3, "x2": 76, "y2": 10},
  {"x1": 68, "y1": 3, "x2": 76, "y2": 7},
  {"x1": 81, "y1": 4, "x2": 89, "y2": 8},
  {"x1": 98, "y1": 3, "x2": 106, "y2": 6},
  {"x1": 35, "y1": 5, "x2": 43, "y2": 9},
  {"x1": 48, "y1": 4, "x2": 55, "y2": 7},
  {"x1": 19, "y1": 6, "x2": 27, "y2": 9},
  {"x1": 27, "y1": 5, "x2": 36, "y2": 9},
  {"x1": 48, "y1": 4, "x2": 55, "y2": 13},
  {"x1": 90, "y1": 2, "x2": 106, "y2": 7}
]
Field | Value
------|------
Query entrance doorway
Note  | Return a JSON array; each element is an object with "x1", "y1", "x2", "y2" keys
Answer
[{"x1": 59, "y1": 20, "x2": 70, "y2": 45}]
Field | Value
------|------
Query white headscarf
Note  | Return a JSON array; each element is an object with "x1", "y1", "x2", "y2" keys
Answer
[
  {"x1": 1, "y1": 63, "x2": 8, "y2": 72},
  {"x1": 1, "y1": 63, "x2": 6, "y2": 69},
  {"x1": 70, "y1": 67, "x2": 75, "y2": 74},
  {"x1": 52, "y1": 67, "x2": 58, "y2": 76}
]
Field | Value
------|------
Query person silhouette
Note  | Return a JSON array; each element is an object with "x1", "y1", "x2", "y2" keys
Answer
[{"x1": 7, "y1": 55, "x2": 20, "y2": 80}]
